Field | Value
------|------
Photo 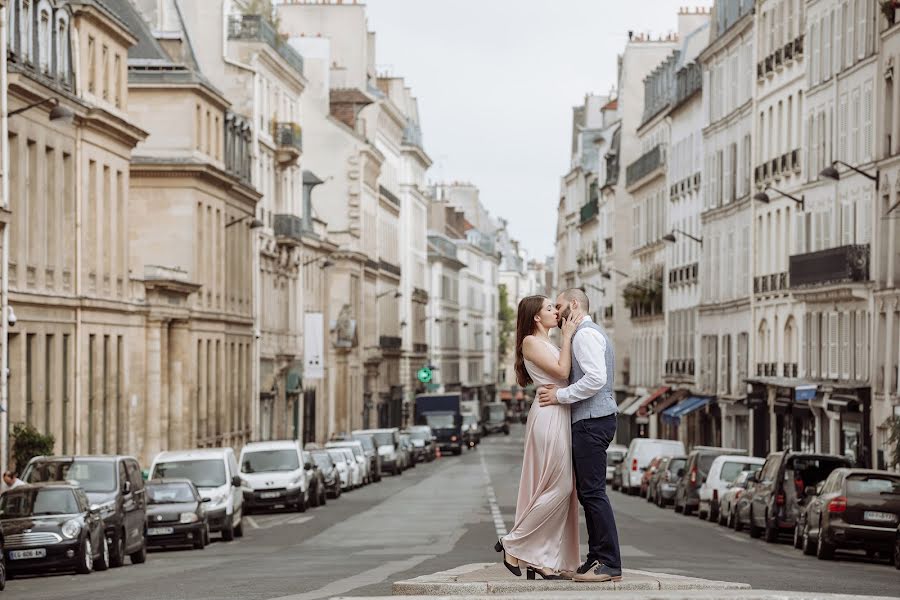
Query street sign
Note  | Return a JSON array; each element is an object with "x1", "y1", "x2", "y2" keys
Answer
[{"x1": 416, "y1": 366, "x2": 432, "y2": 383}]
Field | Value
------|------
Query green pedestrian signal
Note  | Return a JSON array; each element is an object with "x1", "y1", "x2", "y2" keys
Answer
[{"x1": 416, "y1": 366, "x2": 432, "y2": 383}]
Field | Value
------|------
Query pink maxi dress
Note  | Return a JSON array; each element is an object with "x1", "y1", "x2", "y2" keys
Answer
[{"x1": 502, "y1": 337, "x2": 580, "y2": 573}]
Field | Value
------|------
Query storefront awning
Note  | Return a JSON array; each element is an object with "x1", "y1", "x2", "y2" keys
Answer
[
  {"x1": 652, "y1": 388, "x2": 689, "y2": 414},
  {"x1": 635, "y1": 385, "x2": 670, "y2": 416},
  {"x1": 617, "y1": 396, "x2": 640, "y2": 415},
  {"x1": 662, "y1": 396, "x2": 711, "y2": 423}
]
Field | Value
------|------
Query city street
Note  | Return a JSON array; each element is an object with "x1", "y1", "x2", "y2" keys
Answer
[{"x1": 8, "y1": 424, "x2": 898, "y2": 600}]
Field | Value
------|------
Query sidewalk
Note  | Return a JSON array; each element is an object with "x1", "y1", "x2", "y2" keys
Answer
[{"x1": 333, "y1": 562, "x2": 898, "y2": 600}]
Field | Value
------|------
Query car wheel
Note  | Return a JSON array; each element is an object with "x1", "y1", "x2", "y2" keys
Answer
[
  {"x1": 129, "y1": 540, "x2": 147, "y2": 564},
  {"x1": 893, "y1": 538, "x2": 900, "y2": 570},
  {"x1": 748, "y1": 508, "x2": 762, "y2": 539},
  {"x1": 764, "y1": 516, "x2": 779, "y2": 543},
  {"x1": 0, "y1": 552, "x2": 6, "y2": 590},
  {"x1": 708, "y1": 506, "x2": 718, "y2": 523},
  {"x1": 221, "y1": 518, "x2": 235, "y2": 541},
  {"x1": 657, "y1": 492, "x2": 664, "y2": 508},
  {"x1": 95, "y1": 535, "x2": 110, "y2": 571},
  {"x1": 802, "y1": 523, "x2": 816, "y2": 556},
  {"x1": 674, "y1": 499, "x2": 683, "y2": 513},
  {"x1": 194, "y1": 528, "x2": 205, "y2": 550},
  {"x1": 203, "y1": 525, "x2": 210, "y2": 546},
  {"x1": 793, "y1": 523, "x2": 804, "y2": 549},
  {"x1": 683, "y1": 502, "x2": 693, "y2": 517},
  {"x1": 816, "y1": 528, "x2": 835, "y2": 560},
  {"x1": 718, "y1": 509, "x2": 727, "y2": 526},
  {"x1": 77, "y1": 537, "x2": 94, "y2": 574},
  {"x1": 234, "y1": 517, "x2": 244, "y2": 538},
  {"x1": 698, "y1": 509, "x2": 707, "y2": 520},
  {"x1": 108, "y1": 530, "x2": 125, "y2": 568},
  {"x1": 320, "y1": 488, "x2": 327, "y2": 505},
  {"x1": 296, "y1": 493, "x2": 308, "y2": 513}
]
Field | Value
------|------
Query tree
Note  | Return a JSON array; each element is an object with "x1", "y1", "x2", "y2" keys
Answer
[
  {"x1": 10, "y1": 423, "x2": 55, "y2": 474},
  {"x1": 497, "y1": 284, "x2": 516, "y2": 360}
]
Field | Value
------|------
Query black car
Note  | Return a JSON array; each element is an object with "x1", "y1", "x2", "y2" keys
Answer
[
  {"x1": 1, "y1": 483, "x2": 109, "y2": 576},
  {"x1": 23, "y1": 455, "x2": 147, "y2": 567},
  {"x1": 895, "y1": 523, "x2": 900, "y2": 570},
  {"x1": 145, "y1": 479, "x2": 209, "y2": 550},
  {"x1": 310, "y1": 451, "x2": 341, "y2": 499},
  {"x1": 740, "y1": 451, "x2": 851, "y2": 543},
  {"x1": 674, "y1": 446, "x2": 745, "y2": 517}
]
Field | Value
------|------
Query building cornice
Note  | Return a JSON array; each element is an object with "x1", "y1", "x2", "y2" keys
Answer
[{"x1": 130, "y1": 159, "x2": 262, "y2": 206}]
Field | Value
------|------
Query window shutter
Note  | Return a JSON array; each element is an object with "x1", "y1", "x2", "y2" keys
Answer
[
  {"x1": 839, "y1": 94, "x2": 848, "y2": 161},
  {"x1": 840, "y1": 313, "x2": 851, "y2": 379},
  {"x1": 857, "y1": 0, "x2": 866, "y2": 59},
  {"x1": 847, "y1": 0, "x2": 855, "y2": 66},
  {"x1": 723, "y1": 149, "x2": 732, "y2": 205},
  {"x1": 855, "y1": 311, "x2": 866, "y2": 380},
  {"x1": 809, "y1": 114, "x2": 817, "y2": 179},
  {"x1": 818, "y1": 112, "x2": 827, "y2": 174},
  {"x1": 858, "y1": 192, "x2": 871, "y2": 243},
  {"x1": 841, "y1": 202, "x2": 852, "y2": 245},
  {"x1": 851, "y1": 88, "x2": 860, "y2": 165},
  {"x1": 804, "y1": 313, "x2": 811, "y2": 377},
  {"x1": 834, "y1": 7, "x2": 842, "y2": 73},
  {"x1": 863, "y1": 80, "x2": 873, "y2": 162},
  {"x1": 823, "y1": 14, "x2": 831, "y2": 81},
  {"x1": 829, "y1": 312, "x2": 839, "y2": 378},
  {"x1": 811, "y1": 22, "x2": 820, "y2": 85}
]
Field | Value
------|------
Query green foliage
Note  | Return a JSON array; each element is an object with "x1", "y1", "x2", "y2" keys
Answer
[
  {"x1": 11, "y1": 422, "x2": 54, "y2": 474},
  {"x1": 888, "y1": 416, "x2": 900, "y2": 469},
  {"x1": 497, "y1": 284, "x2": 516, "y2": 359},
  {"x1": 237, "y1": 0, "x2": 282, "y2": 33}
]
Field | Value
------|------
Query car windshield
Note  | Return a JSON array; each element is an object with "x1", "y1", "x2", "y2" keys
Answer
[
  {"x1": 0, "y1": 488, "x2": 79, "y2": 518},
  {"x1": 351, "y1": 435, "x2": 375, "y2": 452},
  {"x1": 371, "y1": 432, "x2": 395, "y2": 446},
  {"x1": 147, "y1": 482, "x2": 196, "y2": 504},
  {"x1": 312, "y1": 453, "x2": 333, "y2": 468},
  {"x1": 607, "y1": 451, "x2": 625, "y2": 465},
  {"x1": 846, "y1": 475, "x2": 900, "y2": 496},
  {"x1": 719, "y1": 461, "x2": 757, "y2": 483},
  {"x1": 786, "y1": 456, "x2": 850, "y2": 488},
  {"x1": 426, "y1": 414, "x2": 454, "y2": 429},
  {"x1": 408, "y1": 429, "x2": 431, "y2": 440},
  {"x1": 463, "y1": 415, "x2": 477, "y2": 426},
  {"x1": 668, "y1": 458, "x2": 686, "y2": 474},
  {"x1": 698, "y1": 454, "x2": 722, "y2": 474},
  {"x1": 24, "y1": 459, "x2": 116, "y2": 493},
  {"x1": 327, "y1": 450, "x2": 347, "y2": 463},
  {"x1": 241, "y1": 450, "x2": 300, "y2": 474},
  {"x1": 152, "y1": 459, "x2": 226, "y2": 488}
]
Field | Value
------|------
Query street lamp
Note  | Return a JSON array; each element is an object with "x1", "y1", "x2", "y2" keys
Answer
[
  {"x1": 818, "y1": 160, "x2": 878, "y2": 186},
  {"x1": 600, "y1": 268, "x2": 630, "y2": 280},
  {"x1": 8, "y1": 97, "x2": 75, "y2": 124},
  {"x1": 581, "y1": 282, "x2": 606, "y2": 295},
  {"x1": 302, "y1": 255, "x2": 333, "y2": 268},
  {"x1": 225, "y1": 215, "x2": 264, "y2": 229},
  {"x1": 375, "y1": 290, "x2": 402, "y2": 300},
  {"x1": 753, "y1": 185, "x2": 805, "y2": 210},
  {"x1": 662, "y1": 228, "x2": 703, "y2": 246}
]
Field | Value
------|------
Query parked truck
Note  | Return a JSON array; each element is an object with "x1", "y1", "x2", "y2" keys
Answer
[{"x1": 414, "y1": 393, "x2": 463, "y2": 456}]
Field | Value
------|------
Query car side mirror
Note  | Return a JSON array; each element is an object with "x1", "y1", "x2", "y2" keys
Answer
[
  {"x1": 201, "y1": 497, "x2": 211, "y2": 503},
  {"x1": 677, "y1": 468, "x2": 685, "y2": 478},
  {"x1": 304, "y1": 462, "x2": 313, "y2": 471},
  {"x1": 122, "y1": 480, "x2": 132, "y2": 495},
  {"x1": 231, "y1": 475, "x2": 242, "y2": 488},
  {"x1": 804, "y1": 486, "x2": 816, "y2": 497},
  {"x1": 90, "y1": 503, "x2": 100, "y2": 513}
]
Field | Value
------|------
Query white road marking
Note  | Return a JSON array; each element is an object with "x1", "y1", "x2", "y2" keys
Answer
[
  {"x1": 245, "y1": 516, "x2": 259, "y2": 529},
  {"x1": 287, "y1": 515, "x2": 313, "y2": 525},
  {"x1": 723, "y1": 533, "x2": 748, "y2": 543},
  {"x1": 266, "y1": 554, "x2": 434, "y2": 600},
  {"x1": 480, "y1": 452, "x2": 507, "y2": 537}
]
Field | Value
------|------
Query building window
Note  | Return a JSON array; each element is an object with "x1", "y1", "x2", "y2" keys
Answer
[
  {"x1": 87, "y1": 35, "x2": 95, "y2": 93},
  {"x1": 55, "y1": 10, "x2": 70, "y2": 82},
  {"x1": 38, "y1": 4, "x2": 50, "y2": 73}
]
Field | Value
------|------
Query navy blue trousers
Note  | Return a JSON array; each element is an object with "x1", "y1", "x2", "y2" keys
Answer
[{"x1": 572, "y1": 414, "x2": 622, "y2": 569}]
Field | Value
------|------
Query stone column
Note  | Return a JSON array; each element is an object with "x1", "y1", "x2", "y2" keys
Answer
[
  {"x1": 168, "y1": 322, "x2": 190, "y2": 449},
  {"x1": 145, "y1": 320, "x2": 164, "y2": 460},
  {"x1": 159, "y1": 323, "x2": 169, "y2": 450},
  {"x1": 198, "y1": 338, "x2": 208, "y2": 443}
]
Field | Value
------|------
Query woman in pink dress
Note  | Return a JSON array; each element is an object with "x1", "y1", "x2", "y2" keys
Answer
[{"x1": 494, "y1": 295, "x2": 581, "y2": 580}]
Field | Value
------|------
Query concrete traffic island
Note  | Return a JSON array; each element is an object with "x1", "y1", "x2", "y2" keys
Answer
[{"x1": 390, "y1": 562, "x2": 751, "y2": 595}]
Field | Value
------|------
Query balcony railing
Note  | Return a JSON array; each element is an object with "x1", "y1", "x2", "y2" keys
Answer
[
  {"x1": 228, "y1": 14, "x2": 304, "y2": 76},
  {"x1": 626, "y1": 145, "x2": 664, "y2": 188},
  {"x1": 273, "y1": 214, "x2": 303, "y2": 244},
  {"x1": 273, "y1": 122, "x2": 302, "y2": 152},
  {"x1": 783, "y1": 363, "x2": 798, "y2": 378},
  {"x1": 753, "y1": 271, "x2": 789, "y2": 294},
  {"x1": 784, "y1": 40, "x2": 794, "y2": 61},
  {"x1": 756, "y1": 362, "x2": 778, "y2": 377},
  {"x1": 379, "y1": 260, "x2": 402, "y2": 277},
  {"x1": 665, "y1": 358, "x2": 695, "y2": 377},
  {"x1": 379, "y1": 336, "x2": 402, "y2": 350},
  {"x1": 580, "y1": 198, "x2": 599, "y2": 224},
  {"x1": 413, "y1": 343, "x2": 428, "y2": 354},
  {"x1": 789, "y1": 244, "x2": 869, "y2": 288}
]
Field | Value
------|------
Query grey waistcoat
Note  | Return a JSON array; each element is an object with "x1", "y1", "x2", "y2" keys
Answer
[{"x1": 568, "y1": 320, "x2": 617, "y2": 424}]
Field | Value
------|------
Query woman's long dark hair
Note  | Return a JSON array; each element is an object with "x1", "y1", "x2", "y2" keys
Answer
[{"x1": 514, "y1": 295, "x2": 548, "y2": 387}]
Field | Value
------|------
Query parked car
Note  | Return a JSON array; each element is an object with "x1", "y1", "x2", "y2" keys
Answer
[
  {"x1": 353, "y1": 428, "x2": 401, "y2": 476},
  {"x1": 1, "y1": 483, "x2": 109, "y2": 576},
  {"x1": 674, "y1": 446, "x2": 746, "y2": 517},
  {"x1": 698, "y1": 455, "x2": 764, "y2": 522},
  {"x1": 797, "y1": 468, "x2": 900, "y2": 560},
  {"x1": 310, "y1": 451, "x2": 341, "y2": 499},
  {"x1": 895, "y1": 523, "x2": 900, "y2": 570},
  {"x1": 239, "y1": 441, "x2": 312, "y2": 513},
  {"x1": 23, "y1": 454, "x2": 147, "y2": 567},
  {"x1": 720, "y1": 469, "x2": 757, "y2": 529},
  {"x1": 738, "y1": 451, "x2": 851, "y2": 543},
  {"x1": 326, "y1": 440, "x2": 371, "y2": 484},
  {"x1": 349, "y1": 433, "x2": 382, "y2": 482},
  {"x1": 326, "y1": 448, "x2": 352, "y2": 490},
  {"x1": 341, "y1": 448, "x2": 363, "y2": 485},
  {"x1": 606, "y1": 444, "x2": 627, "y2": 484},
  {"x1": 621, "y1": 438, "x2": 686, "y2": 495},
  {"x1": 306, "y1": 454, "x2": 327, "y2": 507},
  {"x1": 640, "y1": 456, "x2": 666, "y2": 499},
  {"x1": 462, "y1": 414, "x2": 482, "y2": 449},
  {"x1": 400, "y1": 434, "x2": 418, "y2": 468},
  {"x1": 144, "y1": 479, "x2": 209, "y2": 550},
  {"x1": 404, "y1": 426, "x2": 436, "y2": 462},
  {"x1": 481, "y1": 402, "x2": 509, "y2": 435},
  {"x1": 150, "y1": 448, "x2": 246, "y2": 541},
  {"x1": 652, "y1": 455, "x2": 686, "y2": 507}
]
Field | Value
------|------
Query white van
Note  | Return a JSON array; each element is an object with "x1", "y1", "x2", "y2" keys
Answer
[
  {"x1": 239, "y1": 440, "x2": 312, "y2": 512},
  {"x1": 622, "y1": 438, "x2": 686, "y2": 495},
  {"x1": 150, "y1": 448, "x2": 245, "y2": 541},
  {"x1": 698, "y1": 454, "x2": 765, "y2": 522}
]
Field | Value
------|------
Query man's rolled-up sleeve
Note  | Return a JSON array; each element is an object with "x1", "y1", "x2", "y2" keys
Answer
[{"x1": 556, "y1": 329, "x2": 607, "y2": 404}]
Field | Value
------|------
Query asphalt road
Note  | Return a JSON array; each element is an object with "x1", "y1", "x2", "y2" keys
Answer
[{"x1": 7, "y1": 424, "x2": 899, "y2": 599}]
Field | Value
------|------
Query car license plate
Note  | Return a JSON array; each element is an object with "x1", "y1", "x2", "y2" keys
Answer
[
  {"x1": 863, "y1": 511, "x2": 896, "y2": 523},
  {"x1": 10, "y1": 548, "x2": 46, "y2": 560},
  {"x1": 260, "y1": 491, "x2": 281, "y2": 499},
  {"x1": 147, "y1": 527, "x2": 175, "y2": 535}
]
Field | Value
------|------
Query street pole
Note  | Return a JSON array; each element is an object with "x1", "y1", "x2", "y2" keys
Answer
[{"x1": 0, "y1": 2, "x2": 8, "y2": 472}]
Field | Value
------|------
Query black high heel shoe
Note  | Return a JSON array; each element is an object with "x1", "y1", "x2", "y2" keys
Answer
[
  {"x1": 493, "y1": 538, "x2": 521, "y2": 577},
  {"x1": 525, "y1": 566, "x2": 563, "y2": 580}
]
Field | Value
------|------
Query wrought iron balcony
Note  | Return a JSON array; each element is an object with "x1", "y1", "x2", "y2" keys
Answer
[
  {"x1": 626, "y1": 144, "x2": 664, "y2": 188},
  {"x1": 379, "y1": 335, "x2": 402, "y2": 350},
  {"x1": 794, "y1": 34, "x2": 804, "y2": 56},
  {"x1": 580, "y1": 198, "x2": 599, "y2": 224},
  {"x1": 783, "y1": 363, "x2": 798, "y2": 378},
  {"x1": 379, "y1": 260, "x2": 402, "y2": 277},
  {"x1": 272, "y1": 122, "x2": 302, "y2": 164},
  {"x1": 775, "y1": 47, "x2": 783, "y2": 67},
  {"x1": 791, "y1": 148, "x2": 801, "y2": 172},
  {"x1": 228, "y1": 14, "x2": 304, "y2": 76},
  {"x1": 273, "y1": 214, "x2": 303, "y2": 245},
  {"x1": 765, "y1": 55, "x2": 774, "y2": 74},
  {"x1": 789, "y1": 244, "x2": 869, "y2": 288},
  {"x1": 784, "y1": 40, "x2": 794, "y2": 61},
  {"x1": 413, "y1": 343, "x2": 428, "y2": 354}
]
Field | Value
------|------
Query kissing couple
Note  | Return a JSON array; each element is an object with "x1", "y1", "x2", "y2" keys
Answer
[{"x1": 494, "y1": 288, "x2": 622, "y2": 582}]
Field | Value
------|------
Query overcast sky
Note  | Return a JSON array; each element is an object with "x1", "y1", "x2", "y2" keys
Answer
[{"x1": 364, "y1": 0, "x2": 708, "y2": 261}]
